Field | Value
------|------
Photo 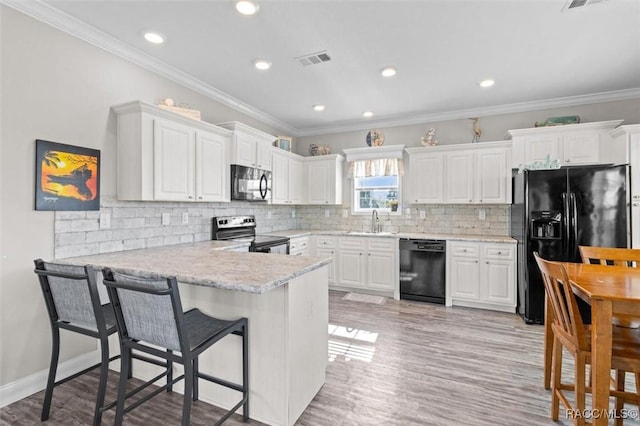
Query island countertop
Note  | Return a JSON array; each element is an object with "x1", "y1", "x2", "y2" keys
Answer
[{"x1": 58, "y1": 241, "x2": 331, "y2": 294}]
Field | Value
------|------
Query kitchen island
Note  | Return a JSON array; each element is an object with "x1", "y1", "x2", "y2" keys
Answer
[{"x1": 59, "y1": 241, "x2": 331, "y2": 426}]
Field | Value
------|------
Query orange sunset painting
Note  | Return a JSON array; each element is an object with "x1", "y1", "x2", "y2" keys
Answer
[{"x1": 35, "y1": 140, "x2": 100, "y2": 211}]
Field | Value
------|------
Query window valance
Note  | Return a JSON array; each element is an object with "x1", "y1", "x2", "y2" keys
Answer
[{"x1": 343, "y1": 144, "x2": 405, "y2": 178}]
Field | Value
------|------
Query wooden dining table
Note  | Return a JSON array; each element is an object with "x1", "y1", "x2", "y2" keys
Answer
[{"x1": 543, "y1": 262, "x2": 640, "y2": 425}]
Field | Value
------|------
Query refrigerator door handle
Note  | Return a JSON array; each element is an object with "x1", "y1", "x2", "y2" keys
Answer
[
  {"x1": 562, "y1": 192, "x2": 570, "y2": 257},
  {"x1": 570, "y1": 192, "x2": 579, "y2": 259}
]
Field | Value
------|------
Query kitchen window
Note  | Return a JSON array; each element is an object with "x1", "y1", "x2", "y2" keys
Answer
[{"x1": 343, "y1": 145, "x2": 406, "y2": 215}]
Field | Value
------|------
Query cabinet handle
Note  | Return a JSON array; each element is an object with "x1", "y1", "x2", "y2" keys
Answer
[
  {"x1": 415, "y1": 199, "x2": 418, "y2": 202},
  {"x1": 498, "y1": 251, "x2": 502, "y2": 254},
  {"x1": 198, "y1": 196, "x2": 203, "y2": 200},
  {"x1": 479, "y1": 199, "x2": 483, "y2": 202},
  {"x1": 475, "y1": 260, "x2": 479, "y2": 263},
  {"x1": 325, "y1": 201, "x2": 328, "y2": 204},
  {"x1": 469, "y1": 199, "x2": 472, "y2": 203},
  {"x1": 634, "y1": 203, "x2": 640, "y2": 207},
  {"x1": 368, "y1": 253, "x2": 371, "y2": 256},
  {"x1": 360, "y1": 253, "x2": 363, "y2": 256},
  {"x1": 188, "y1": 196, "x2": 193, "y2": 199},
  {"x1": 463, "y1": 249, "x2": 467, "y2": 252},
  {"x1": 331, "y1": 250, "x2": 334, "y2": 254},
  {"x1": 566, "y1": 159, "x2": 571, "y2": 163},
  {"x1": 486, "y1": 261, "x2": 489, "y2": 264}
]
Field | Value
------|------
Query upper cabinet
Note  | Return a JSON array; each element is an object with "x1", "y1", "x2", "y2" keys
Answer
[
  {"x1": 112, "y1": 101, "x2": 231, "y2": 202},
  {"x1": 272, "y1": 149, "x2": 304, "y2": 205},
  {"x1": 216, "y1": 121, "x2": 275, "y2": 171},
  {"x1": 508, "y1": 120, "x2": 623, "y2": 168},
  {"x1": 406, "y1": 141, "x2": 511, "y2": 205},
  {"x1": 304, "y1": 154, "x2": 344, "y2": 205}
]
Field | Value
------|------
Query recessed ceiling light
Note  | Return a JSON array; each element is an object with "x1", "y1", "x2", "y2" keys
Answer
[
  {"x1": 363, "y1": 111, "x2": 373, "y2": 118},
  {"x1": 479, "y1": 79, "x2": 495, "y2": 88},
  {"x1": 313, "y1": 105, "x2": 325, "y2": 112},
  {"x1": 144, "y1": 32, "x2": 165, "y2": 44},
  {"x1": 253, "y1": 59, "x2": 271, "y2": 70},
  {"x1": 381, "y1": 66, "x2": 397, "y2": 78},
  {"x1": 235, "y1": 0, "x2": 259, "y2": 15}
]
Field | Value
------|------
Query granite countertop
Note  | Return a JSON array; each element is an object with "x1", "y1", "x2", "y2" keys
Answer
[
  {"x1": 294, "y1": 229, "x2": 516, "y2": 243},
  {"x1": 58, "y1": 241, "x2": 331, "y2": 294},
  {"x1": 266, "y1": 230, "x2": 312, "y2": 239}
]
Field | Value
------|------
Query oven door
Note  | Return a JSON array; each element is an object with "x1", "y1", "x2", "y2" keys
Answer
[{"x1": 253, "y1": 242, "x2": 290, "y2": 254}]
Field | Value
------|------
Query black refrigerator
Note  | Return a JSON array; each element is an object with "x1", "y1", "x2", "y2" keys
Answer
[{"x1": 510, "y1": 165, "x2": 630, "y2": 324}]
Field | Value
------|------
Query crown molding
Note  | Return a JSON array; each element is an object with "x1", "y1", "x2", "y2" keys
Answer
[
  {"x1": 1, "y1": 0, "x2": 297, "y2": 136},
  {"x1": 295, "y1": 88, "x2": 640, "y2": 137},
  {"x1": 3, "y1": 0, "x2": 639, "y2": 139}
]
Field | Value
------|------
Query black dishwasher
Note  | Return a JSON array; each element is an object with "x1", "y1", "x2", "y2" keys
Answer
[{"x1": 399, "y1": 239, "x2": 446, "y2": 304}]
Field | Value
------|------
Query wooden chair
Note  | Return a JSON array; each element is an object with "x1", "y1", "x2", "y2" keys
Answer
[
  {"x1": 534, "y1": 253, "x2": 640, "y2": 426},
  {"x1": 102, "y1": 269, "x2": 249, "y2": 426},
  {"x1": 579, "y1": 245, "x2": 640, "y2": 329}
]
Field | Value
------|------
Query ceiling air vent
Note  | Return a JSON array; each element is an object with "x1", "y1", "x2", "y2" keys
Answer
[
  {"x1": 562, "y1": 0, "x2": 607, "y2": 11},
  {"x1": 295, "y1": 50, "x2": 331, "y2": 67}
]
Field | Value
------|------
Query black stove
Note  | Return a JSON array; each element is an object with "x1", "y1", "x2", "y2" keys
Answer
[{"x1": 212, "y1": 215, "x2": 290, "y2": 254}]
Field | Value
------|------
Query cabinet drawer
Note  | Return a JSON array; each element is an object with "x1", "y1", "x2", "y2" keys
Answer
[
  {"x1": 315, "y1": 236, "x2": 335, "y2": 248},
  {"x1": 483, "y1": 244, "x2": 515, "y2": 260},
  {"x1": 290, "y1": 237, "x2": 309, "y2": 252},
  {"x1": 339, "y1": 237, "x2": 365, "y2": 250},
  {"x1": 366, "y1": 238, "x2": 395, "y2": 252},
  {"x1": 449, "y1": 242, "x2": 479, "y2": 257}
]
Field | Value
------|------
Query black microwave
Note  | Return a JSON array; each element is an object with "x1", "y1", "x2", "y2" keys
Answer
[{"x1": 231, "y1": 165, "x2": 271, "y2": 201}]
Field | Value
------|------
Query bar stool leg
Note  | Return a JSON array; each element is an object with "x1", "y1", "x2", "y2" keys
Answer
[
  {"x1": 166, "y1": 349, "x2": 173, "y2": 393},
  {"x1": 192, "y1": 358, "x2": 199, "y2": 401},
  {"x1": 181, "y1": 357, "x2": 194, "y2": 426},
  {"x1": 114, "y1": 347, "x2": 130, "y2": 426},
  {"x1": 242, "y1": 322, "x2": 249, "y2": 421},
  {"x1": 41, "y1": 326, "x2": 60, "y2": 421},
  {"x1": 93, "y1": 337, "x2": 110, "y2": 426}
]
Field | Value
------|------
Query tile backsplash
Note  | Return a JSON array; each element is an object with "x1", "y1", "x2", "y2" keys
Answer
[{"x1": 54, "y1": 198, "x2": 509, "y2": 258}]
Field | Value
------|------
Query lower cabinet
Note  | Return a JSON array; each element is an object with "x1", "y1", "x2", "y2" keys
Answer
[
  {"x1": 447, "y1": 241, "x2": 516, "y2": 313},
  {"x1": 314, "y1": 236, "x2": 397, "y2": 297},
  {"x1": 289, "y1": 235, "x2": 310, "y2": 256}
]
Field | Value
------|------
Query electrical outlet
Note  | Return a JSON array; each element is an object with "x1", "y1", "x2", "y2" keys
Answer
[
  {"x1": 325, "y1": 209, "x2": 330, "y2": 218},
  {"x1": 419, "y1": 210, "x2": 426, "y2": 219},
  {"x1": 99, "y1": 213, "x2": 111, "y2": 229},
  {"x1": 161, "y1": 213, "x2": 170, "y2": 226},
  {"x1": 342, "y1": 209, "x2": 348, "y2": 218},
  {"x1": 478, "y1": 209, "x2": 486, "y2": 220},
  {"x1": 291, "y1": 210, "x2": 296, "y2": 218},
  {"x1": 181, "y1": 212, "x2": 189, "y2": 225},
  {"x1": 267, "y1": 211, "x2": 273, "y2": 220},
  {"x1": 405, "y1": 208, "x2": 411, "y2": 216}
]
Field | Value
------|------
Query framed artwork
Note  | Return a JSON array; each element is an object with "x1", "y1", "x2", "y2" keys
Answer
[
  {"x1": 35, "y1": 139, "x2": 101, "y2": 211},
  {"x1": 275, "y1": 136, "x2": 292, "y2": 152}
]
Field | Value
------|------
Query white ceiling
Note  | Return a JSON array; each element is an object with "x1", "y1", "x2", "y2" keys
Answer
[{"x1": 6, "y1": 0, "x2": 640, "y2": 136}]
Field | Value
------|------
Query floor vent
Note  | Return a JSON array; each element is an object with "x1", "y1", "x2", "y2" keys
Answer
[{"x1": 295, "y1": 50, "x2": 331, "y2": 67}]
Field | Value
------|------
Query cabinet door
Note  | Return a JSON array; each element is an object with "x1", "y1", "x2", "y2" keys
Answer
[
  {"x1": 562, "y1": 132, "x2": 600, "y2": 165},
  {"x1": 482, "y1": 260, "x2": 514, "y2": 305},
  {"x1": 255, "y1": 141, "x2": 272, "y2": 170},
  {"x1": 445, "y1": 152, "x2": 474, "y2": 203},
  {"x1": 234, "y1": 133, "x2": 257, "y2": 167},
  {"x1": 410, "y1": 153, "x2": 444, "y2": 203},
  {"x1": 307, "y1": 162, "x2": 330, "y2": 204},
  {"x1": 316, "y1": 247, "x2": 337, "y2": 284},
  {"x1": 337, "y1": 249, "x2": 366, "y2": 288},
  {"x1": 449, "y1": 256, "x2": 480, "y2": 300},
  {"x1": 476, "y1": 148, "x2": 508, "y2": 203},
  {"x1": 153, "y1": 119, "x2": 195, "y2": 201},
  {"x1": 524, "y1": 135, "x2": 560, "y2": 164},
  {"x1": 288, "y1": 157, "x2": 304, "y2": 204},
  {"x1": 631, "y1": 133, "x2": 640, "y2": 248},
  {"x1": 366, "y1": 251, "x2": 395, "y2": 291},
  {"x1": 271, "y1": 151, "x2": 289, "y2": 204},
  {"x1": 195, "y1": 131, "x2": 229, "y2": 202}
]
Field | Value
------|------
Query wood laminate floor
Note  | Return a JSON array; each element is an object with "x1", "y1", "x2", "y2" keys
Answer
[{"x1": 2, "y1": 290, "x2": 638, "y2": 425}]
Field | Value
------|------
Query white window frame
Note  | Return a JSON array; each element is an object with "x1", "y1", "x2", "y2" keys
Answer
[{"x1": 352, "y1": 175, "x2": 402, "y2": 215}]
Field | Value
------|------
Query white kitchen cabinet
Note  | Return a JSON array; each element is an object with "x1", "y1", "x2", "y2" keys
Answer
[
  {"x1": 289, "y1": 235, "x2": 310, "y2": 256},
  {"x1": 272, "y1": 149, "x2": 304, "y2": 205},
  {"x1": 407, "y1": 152, "x2": 444, "y2": 203},
  {"x1": 508, "y1": 120, "x2": 623, "y2": 168},
  {"x1": 112, "y1": 101, "x2": 231, "y2": 202},
  {"x1": 610, "y1": 124, "x2": 640, "y2": 248},
  {"x1": 304, "y1": 154, "x2": 344, "y2": 205},
  {"x1": 406, "y1": 141, "x2": 511, "y2": 205},
  {"x1": 447, "y1": 241, "x2": 516, "y2": 313},
  {"x1": 313, "y1": 236, "x2": 337, "y2": 284},
  {"x1": 216, "y1": 121, "x2": 274, "y2": 170},
  {"x1": 333, "y1": 236, "x2": 397, "y2": 296}
]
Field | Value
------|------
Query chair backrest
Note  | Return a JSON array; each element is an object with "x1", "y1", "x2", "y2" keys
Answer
[
  {"x1": 533, "y1": 252, "x2": 589, "y2": 351},
  {"x1": 34, "y1": 259, "x2": 104, "y2": 332},
  {"x1": 579, "y1": 246, "x2": 640, "y2": 267},
  {"x1": 101, "y1": 269, "x2": 186, "y2": 352}
]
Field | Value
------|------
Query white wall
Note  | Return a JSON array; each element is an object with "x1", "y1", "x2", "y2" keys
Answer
[{"x1": 0, "y1": 5, "x2": 286, "y2": 390}]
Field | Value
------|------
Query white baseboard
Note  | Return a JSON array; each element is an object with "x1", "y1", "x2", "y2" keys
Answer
[{"x1": 0, "y1": 349, "x2": 100, "y2": 408}]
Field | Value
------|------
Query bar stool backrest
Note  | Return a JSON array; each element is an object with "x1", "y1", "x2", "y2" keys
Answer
[
  {"x1": 34, "y1": 260, "x2": 101, "y2": 332},
  {"x1": 104, "y1": 271, "x2": 184, "y2": 352}
]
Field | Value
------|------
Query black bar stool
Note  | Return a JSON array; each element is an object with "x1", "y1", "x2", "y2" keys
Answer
[{"x1": 102, "y1": 269, "x2": 249, "y2": 425}]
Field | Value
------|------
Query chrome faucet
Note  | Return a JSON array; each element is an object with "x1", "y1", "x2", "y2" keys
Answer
[{"x1": 371, "y1": 209, "x2": 379, "y2": 233}]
